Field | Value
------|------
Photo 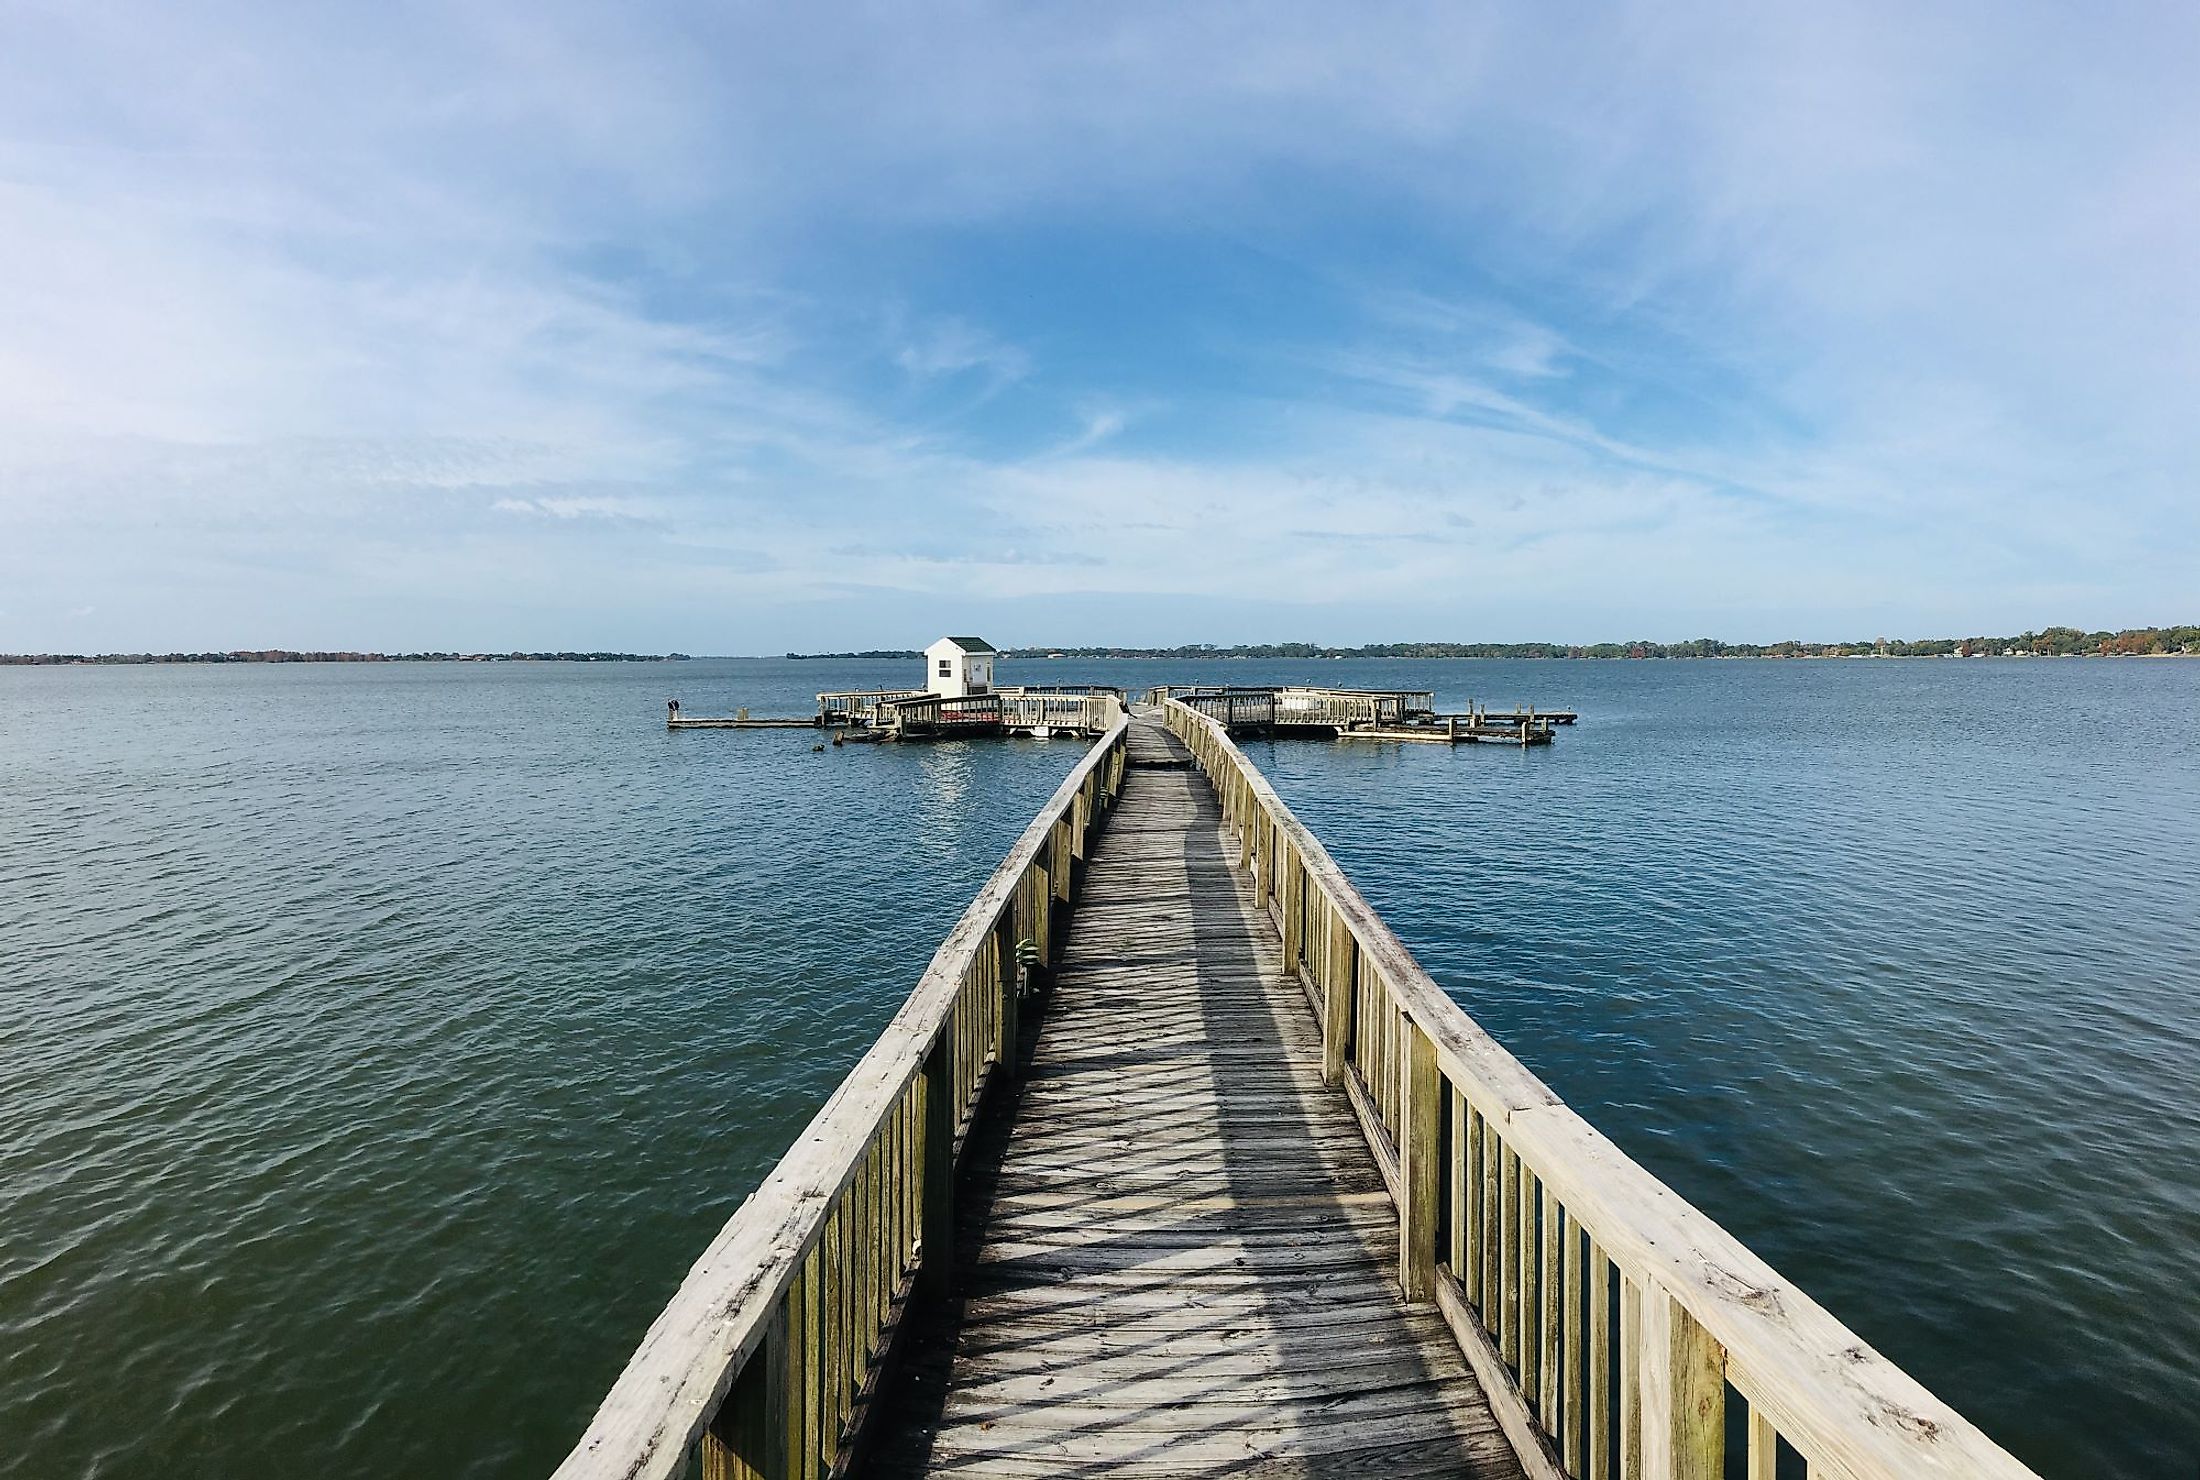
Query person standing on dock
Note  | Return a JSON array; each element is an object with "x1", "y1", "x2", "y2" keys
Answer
[{"x1": 667, "y1": 698, "x2": 680, "y2": 720}]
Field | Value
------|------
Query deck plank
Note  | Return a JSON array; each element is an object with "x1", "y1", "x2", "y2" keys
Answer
[{"x1": 863, "y1": 718, "x2": 1525, "y2": 1480}]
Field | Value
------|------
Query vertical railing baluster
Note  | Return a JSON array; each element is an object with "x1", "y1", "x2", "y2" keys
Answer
[
  {"x1": 1481, "y1": 1124, "x2": 1502, "y2": 1330},
  {"x1": 1323, "y1": 906, "x2": 1351, "y2": 1085},
  {"x1": 799, "y1": 1246, "x2": 822, "y2": 1480},
  {"x1": 995, "y1": 918, "x2": 1018, "y2": 1079},
  {"x1": 1541, "y1": 1184, "x2": 1561, "y2": 1424},
  {"x1": 1746, "y1": 1408, "x2": 1776, "y2": 1480},
  {"x1": 1591, "y1": 1240, "x2": 1612, "y2": 1480},
  {"x1": 1564, "y1": 1215, "x2": 1584, "y2": 1474},
  {"x1": 919, "y1": 1031, "x2": 955, "y2": 1301},
  {"x1": 1620, "y1": 1274, "x2": 1641, "y2": 1480},
  {"x1": 821, "y1": 1205, "x2": 843, "y2": 1459},
  {"x1": 698, "y1": 1304, "x2": 785, "y2": 1479},
  {"x1": 1399, "y1": 1015, "x2": 1440, "y2": 1299},
  {"x1": 1501, "y1": 1148, "x2": 1521, "y2": 1369},
  {"x1": 1521, "y1": 1167, "x2": 1541, "y2": 1404},
  {"x1": 1450, "y1": 1087, "x2": 1470, "y2": 1283},
  {"x1": 1636, "y1": 1282, "x2": 1722, "y2": 1480}
]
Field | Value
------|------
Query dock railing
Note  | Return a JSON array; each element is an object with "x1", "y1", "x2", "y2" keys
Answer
[
  {"x1": 881, "y1": 693, "x2": 1002, "y2": 730},
  {"x1": 1146, "y1": 684, "x2": 1437, "y2": 731},
  {"x1": 999, "y1": 690, "x2": 1121, "y2": 734},
  {"x1": 553, "y1": 700, "x2": 1130, "y2": 1480},
  {"x1": 815, "y1": 689, "x2": 922, "y2": 725},
  {"x1": 1161, "y1": 697, "x2": 2041, "y2": 1480}
]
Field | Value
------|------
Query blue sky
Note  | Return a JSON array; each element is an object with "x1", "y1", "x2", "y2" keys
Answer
[{"x1": 2, "y1": 1, "x2": 2195, "y2": 651}]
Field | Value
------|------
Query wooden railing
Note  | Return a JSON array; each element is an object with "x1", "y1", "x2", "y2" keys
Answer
[
  {"x1": 815, "y1": 690, "x2": 922, "y2": 725},
  {"x1": 1161, "y1": 698, "x2": 2041, "y2": 1480},
  {"x1": 1146, "y1": 685, "x2": 1437, "y2": 731},
  {"x1": 553, "y1": 701, "x2": 1130, "y2": 1480},
  {"x1": 1000, "y1": 691, "x2": 1119, "y2": 733},
  {"x1": 881, "y1": 694, "x2": 1001, "y2": 729}
]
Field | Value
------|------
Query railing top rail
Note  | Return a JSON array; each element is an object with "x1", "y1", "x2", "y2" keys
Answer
[
  {"x1": 1160, "y1": 697, "x2": 2038, "y2": 1480},
  {"x1": 555, "y1": 699, "x2": 1129, "y2": 1480},
  {"x1": 815, "y1": 687, "x2": 925, "y2": 702}
]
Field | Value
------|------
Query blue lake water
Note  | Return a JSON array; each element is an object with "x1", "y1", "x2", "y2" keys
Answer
[{"x1": 1, "y1": 657, "x2": 2194, "y2": 1478}]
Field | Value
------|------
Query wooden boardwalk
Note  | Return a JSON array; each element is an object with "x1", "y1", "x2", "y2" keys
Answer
[
  {"x1": 866, "y1": 719, "x2": 1525, "y2": 1478},
  {"x1": 561, "y1": 696, "x2": 2045, "y2": 1480}
]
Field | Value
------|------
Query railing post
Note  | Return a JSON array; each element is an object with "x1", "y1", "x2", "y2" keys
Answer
[
  {"x1": 1638, "y1": 1283, "x2": 1724, "y2": 1480},
  {"x1": 699, "y1": 1306, "x2": 786, "y2": 1479},
  {"x1": 1399, "y1": 1014, "x2": 1440, "y2": 1300},
  {"x1": 993, "y1": 917, "x2": 1019, "y2": 1078},
  {"x1": 1321, "y1": 907, "x2": 1352, "y2": 1085},
  {"x1": 919, "y1": 1033, "x2": 955, "y2": 1302},
  {"x1": 1029, "y1": 862, "x2": 1050, "y2": 962}
]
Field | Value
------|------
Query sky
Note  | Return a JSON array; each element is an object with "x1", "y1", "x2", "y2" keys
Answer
[{"x1": 2, "y1": 1, "x2": 2195, "y2": 653}]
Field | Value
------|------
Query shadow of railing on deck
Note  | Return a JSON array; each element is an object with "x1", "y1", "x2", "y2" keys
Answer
[{"x1": 862, "y1": 749, "x2": 1492, "y2": 1476}]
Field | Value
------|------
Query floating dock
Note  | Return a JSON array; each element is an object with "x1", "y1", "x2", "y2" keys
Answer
[
  {"x1": 1153, "y1": 687, "x2": 1574, "y2": 744},
  {"x1": 670, "y1": 685, "x2": 1574, "y2": 746},
  {"x1": 562, "y1": 698, "x2": 2041, "y2": 1480},
  {"x1": 666, "y1": 715, "x2": 818, "y2": 729},
  {"x1": 1338, "y1": 722, "x2": 1552, "y2": 745}
]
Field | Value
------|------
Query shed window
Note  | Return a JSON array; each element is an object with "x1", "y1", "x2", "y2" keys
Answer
[{"x1": 938, "y1": 659, "x2": 952, "y2": 676}]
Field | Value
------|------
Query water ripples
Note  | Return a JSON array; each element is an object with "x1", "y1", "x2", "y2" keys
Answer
[
  {"x1": 3, "y1": 657, "x2": 2194, "y2": 1479},
  {"x1": 1, "y1": 661, "x2": 1076, "y2": 1478},
  {"x1": 1246, "y1": 657, "x2": 2200, "y2": 1479}
]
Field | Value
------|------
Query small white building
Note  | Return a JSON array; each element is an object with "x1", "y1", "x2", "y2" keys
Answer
[{"x1": 925, "y1": 636, "x2": 998, "y2": 698}]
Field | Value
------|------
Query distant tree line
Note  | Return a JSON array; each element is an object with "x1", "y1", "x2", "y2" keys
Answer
[
  {"x1": 995, "y1": 626, "x2": 2200, "y2": 660},
  {"x1": 0, "y1": 650, "x2": 691, "y2": 665},
  {"x1": 785, "y1": 649, "x2": 923, "y2": 659},
  {"x1": 15, "y1": 628, "x2": 2196, "y2": 666}
]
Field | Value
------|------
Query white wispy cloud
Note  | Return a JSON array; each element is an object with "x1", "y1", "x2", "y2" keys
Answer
[
  {"x1": 1, "y1": 1, "x2": 2194, "y2": 650},
  {"x1": 894, "y1": 318, "x2": 1030, "y2": 383}
]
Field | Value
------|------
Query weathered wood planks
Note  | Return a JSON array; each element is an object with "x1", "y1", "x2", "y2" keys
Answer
[
  {"x1": 863, "y1": 719, "x2": 1524, "y2": 1480},
  {"x1": 568, "y1": 691, "x2": 2042, "y2": 1480},
  {"x1": 553, "y1": 705, "x2": 1130, "y2": 1480},
  {"x1": 1157, "y1": 697, "x2": 2045, "y2": 1480}
]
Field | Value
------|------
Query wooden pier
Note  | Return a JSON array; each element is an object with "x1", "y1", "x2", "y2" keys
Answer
[
  {"x1": 675, "y1": 686, "x2": 1570, "y2": 745},
  {"x1": 1145, "y1": 688, "x2": 1575, "y2": 745},
  {"x1": 864, "y1": 718, "x2": 1523, "y2": 1478},
  {"x1": 566, "y1": 700, "x2": 2041, "y2": 1480}
]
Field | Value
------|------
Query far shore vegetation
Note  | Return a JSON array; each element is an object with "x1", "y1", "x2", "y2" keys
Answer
[
  {"x1": 789, "y1": 625, "x2": 2200, "y2": 662},
  {"x1": 0, "y1": 650, "x2": 690, "y2": 666},
  {"x1": 9, "y1": 625, "x2": 2198, "y2": 666}
]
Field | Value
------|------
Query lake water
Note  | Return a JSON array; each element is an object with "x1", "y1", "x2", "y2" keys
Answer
[{"x1": 2, "y1": 658, "x2": 2193, "y2": 1478}]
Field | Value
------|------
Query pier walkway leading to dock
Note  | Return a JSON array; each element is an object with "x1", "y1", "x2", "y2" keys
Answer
[
  {"x1": 863, "y1": 718, "x2": 1522, "y2": 1477},
  {"x1": 556, "y1": 701, "x2": 2044, "y2": 1480}
]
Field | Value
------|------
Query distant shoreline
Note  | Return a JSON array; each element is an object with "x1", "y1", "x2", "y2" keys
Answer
[
  {"x1": 9, "y1": 624, "x2": 2197, "y2": 666},
  {"x1": 788, "y1": 626, "x2": 2197, "y2": 661},
  {"x1": 0, "y1": 650, "x2": 690, "y2": 666}
]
